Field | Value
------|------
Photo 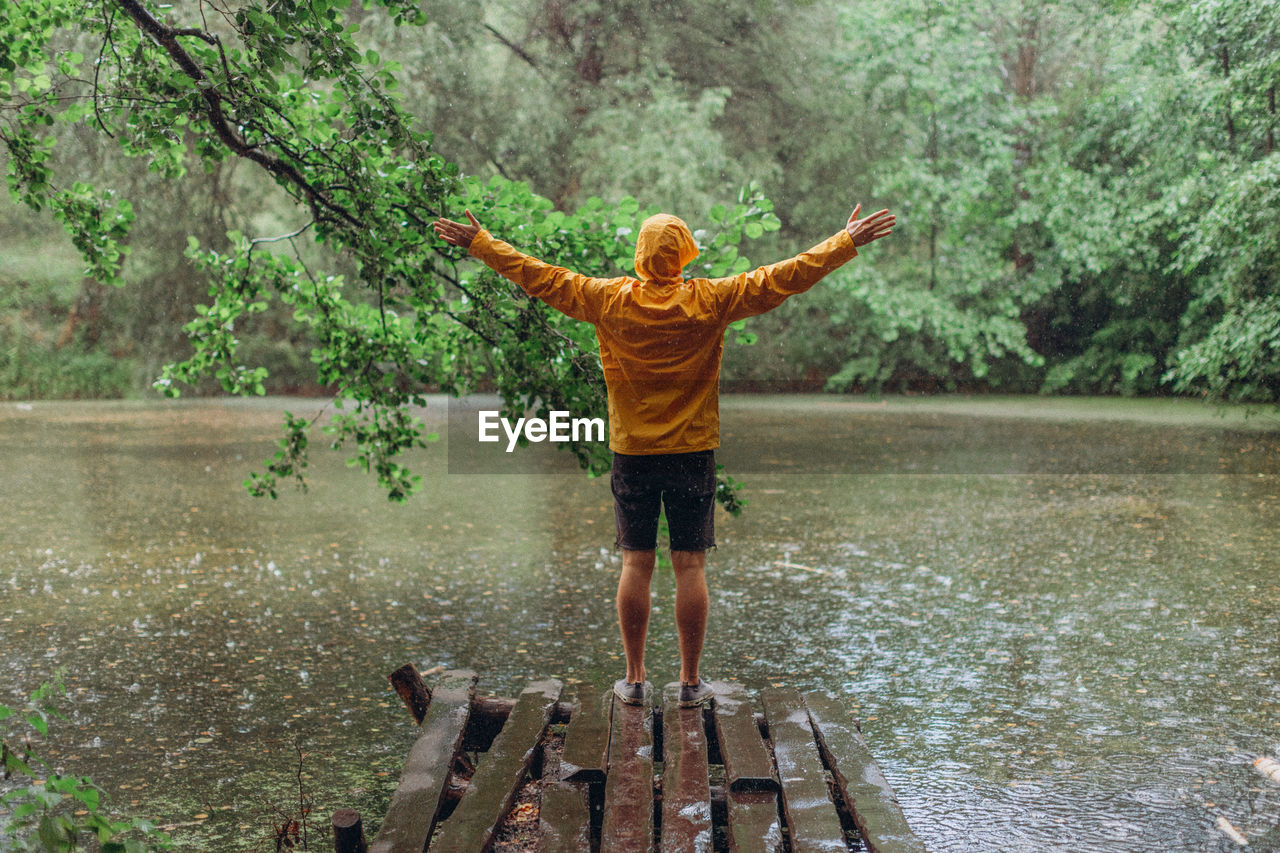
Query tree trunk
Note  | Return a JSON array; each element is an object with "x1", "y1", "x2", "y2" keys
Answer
[
  {"x1": 1009, "y1": 9, "x2": 1040, "y2": 275},
  {"x1": 1221, "y1": 44, "x2": 1235, "y2": 144},
  {"x1": 57, "y1": 280, "x2": 107, "y2": 349},
  {"x1": 1267, "y1": 84, "x2": 1275, "y2": 156}
]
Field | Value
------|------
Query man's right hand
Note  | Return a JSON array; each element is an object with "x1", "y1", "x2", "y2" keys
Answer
[
  {"x1": 433, "y1": 209, "x2": 483, "y2": 249},
  {"x1": 845, "y1": 204, "x2": 895, "y2": 247}
]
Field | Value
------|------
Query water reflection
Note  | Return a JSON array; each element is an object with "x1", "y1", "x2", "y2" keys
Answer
[{"x1": 2, "y1": 397, "x2": 1278, "y2": 851}]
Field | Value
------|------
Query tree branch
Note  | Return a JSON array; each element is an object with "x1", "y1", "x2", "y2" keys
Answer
[
  {"x1": 93, "y1": 7, "x2": 116, "y2": 137},
  {"x1": 112, "y1": 0, "x2": 362, "y2": 231},
  {"x1": 483, "y1": 23, "x2": 546, "y2": 78}
]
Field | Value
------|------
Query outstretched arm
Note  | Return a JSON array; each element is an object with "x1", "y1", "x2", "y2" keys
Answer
[
  {"x1": 432, "y1": 209, "x2": 608, "y2": 324},
  {"x1": 720, "y1": 202, "x2": 894, "y2": 322}
]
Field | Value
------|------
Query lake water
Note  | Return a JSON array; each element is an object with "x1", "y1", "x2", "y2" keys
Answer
[{"x1": 2, "y1": 396, "x2": 1279, "y2": 851}]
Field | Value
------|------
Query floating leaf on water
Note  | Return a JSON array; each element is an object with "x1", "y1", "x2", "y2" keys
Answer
[
  {"x1": 1215, "y1": 816, "x2": 1249, "y2": 846},
  {"x1": 1254, "y1": 756, "x2": 1280, "y2": 785}
]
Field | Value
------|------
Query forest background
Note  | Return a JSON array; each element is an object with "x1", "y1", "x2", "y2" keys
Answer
[{"x1": 2, "y1": 0, "x2": 1278, "y2": 410}]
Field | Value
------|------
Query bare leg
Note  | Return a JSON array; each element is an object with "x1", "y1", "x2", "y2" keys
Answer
[
  {"x1": 671, "y1": 549, "x2": 708, "y2": 684},
  {"x1": 616, "y1": 548, "x2": 655, "y2": 684}
]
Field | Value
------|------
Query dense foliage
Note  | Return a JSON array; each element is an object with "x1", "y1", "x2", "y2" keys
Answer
[{"x1": 2, "y1": 0, "x2": 1277, "y2": 493}]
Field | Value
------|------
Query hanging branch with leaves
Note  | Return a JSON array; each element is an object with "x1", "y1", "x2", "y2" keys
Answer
[{"x1": 1, "y1": 0, "x2": 773, "y2": 503}]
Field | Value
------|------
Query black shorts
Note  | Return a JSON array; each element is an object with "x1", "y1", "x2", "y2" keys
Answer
[{"x1": 611, "y1": 450, "x2": 716, "y2": 552}]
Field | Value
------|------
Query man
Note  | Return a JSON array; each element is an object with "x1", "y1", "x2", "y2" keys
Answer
[{"x1": 433, "y1": 202, "x2": 894, "y2": 707}]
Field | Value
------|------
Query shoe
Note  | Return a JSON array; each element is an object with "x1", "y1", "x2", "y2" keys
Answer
[
  {"x1": 614, "y1": 679, "x2": 652, "y2": 706},
  {"x1": 677, "y1": 678, "x2": 714, "y2": 708}
]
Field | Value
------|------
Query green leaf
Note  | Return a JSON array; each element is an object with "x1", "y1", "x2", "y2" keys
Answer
[{"x1": 26, "y1": 711, "x2": 48, "y2": 736}]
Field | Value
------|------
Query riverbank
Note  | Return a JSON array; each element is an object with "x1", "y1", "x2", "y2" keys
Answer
[
  {"x1": 722, "y1": 393, "x2": 1280, "y2": 430},
  {"x1": 5, "y1": 391, "x2": 1277, "y2": 429}
]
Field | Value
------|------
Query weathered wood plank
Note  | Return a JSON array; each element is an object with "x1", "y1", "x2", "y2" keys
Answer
[
  {"x1": 538, "y1": 710, "x2": 592, "y2": 853},
  {"x1": 432, "y1": 679, "x2": 562, "y2": 853},
  {"x1": 760, "y1": 688, "x2": 848, "y2": 853},
  {"x1": 369, "y1": 670, "x2": 477, "y2": 853},
  {"x1": 601, "y1": 688, "x2": 654, "y2": 852},
  {"x1": 559, "y1": 682, "x2": 611, "y2": 783},
  {"x1": 540, "y1": 782, "x2": 592, "y2": 853},
  {"x1": 539, "y1": 691, "x2": 592, "y2": 852},
  {"x1": 713, "y1": 682, "x2": 783, "y2": 852},
  {"x1": 711, "y1": 681, "x2": 777, "y2": 791},
  {"x1": 660, "y1": 683, "x2": 713, "y2": 852},
  {"x1": 804, "y1": 692, "x2": 928, "y2": 853},
  {"x1": 726, "y1": 789, "x2": 785, "y2": 853}
]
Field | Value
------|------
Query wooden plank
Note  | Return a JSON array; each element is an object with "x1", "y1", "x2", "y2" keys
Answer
[
  {"x1": 560, "y1": 682, "x2": 611, "y2": 783},
  {"x1": 726, "y1": 790, "x2": 784, "y2": 853},
  {"x1": 711, "y1": 681, "x2": 777, "y2": 791},
  {"x1": 601, "y1": 689, "x2": 654, "y2": 852},
  {"x1": 432, "y1": 678, "x2": 562, "y2": 853},
  {"x1": 540, "y1": 783, "x2": 592, "y2": 853},
  {"x1": 713, "y1": 683, "x2": 783, "y2": 852},
  {"x1": 804, "y1": 692, "x2": 928, "y2": 853},
  {"x1": 538, "y1": 708, "x2": 592, "y2": 852},
  {"x1": 369, "y1": 669, "x2": 477, "y2": 853},
  {"x1": 660, "y1": 683, "x2": 713, "y2": 852},
  {"x1": 760, "y1": 688, "x2": 848, "y2": 853}
]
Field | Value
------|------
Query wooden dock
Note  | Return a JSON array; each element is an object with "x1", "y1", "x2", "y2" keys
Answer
[{"x1": 335, "y1": 665, "x2": 927, "y2": 853}]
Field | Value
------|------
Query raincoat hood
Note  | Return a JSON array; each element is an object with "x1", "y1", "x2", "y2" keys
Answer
[{"x1": 634, "y1": 214, "x2": 700, "y2": 283}]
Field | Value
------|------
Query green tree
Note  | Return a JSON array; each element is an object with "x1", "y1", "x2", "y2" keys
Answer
[
  {"x1": 0, "y1": 0, "x2": 772, "y2": 502},
  {"x1": 1163, "y1": 0, "x2": 1280, "y2": 402},
  {"x1": 5, "y1": 0, "x2": 1275, "y2": 417},
  {"x1": 1024, "y1": 0, "x2": 1279, "y2": 402},
  {"x1": 780, "y1": 0, "x2": 1062, "y2": 392}
]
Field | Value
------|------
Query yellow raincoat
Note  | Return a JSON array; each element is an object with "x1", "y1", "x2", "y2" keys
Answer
[{"x1": 468, "y1": 214, "x2": 858, "y2": 454}]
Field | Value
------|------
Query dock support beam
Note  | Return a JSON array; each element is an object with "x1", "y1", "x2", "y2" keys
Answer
[{"x1": 332, "y1": 808, "x2": 367, "y2": 853}]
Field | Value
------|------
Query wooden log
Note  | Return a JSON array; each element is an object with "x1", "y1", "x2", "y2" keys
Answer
[
  {"x1": 760, "y1": 688, "x2": 848, "y2": 853},
  {"x1": 560, "y1": 682, "x2": 611, "y2": 783},
  {"x1": 711, "y1": 681, "x2": 777, "y2": 791},
  {"x1": 388, "y1": 663, "x2": 432, "y2": 725},
  {"x1": 464, "y1": 697, "x2": 517, "y2": 752},
  {"x1": 660, "y1": 683, "x2": 713, "y2": 852},
  {"x1": 601, "y1": 688, "x2": 654, "y2": 852},
  {"x1": 475, "y1": 696, "x2": 517, "y2": 721},
  {"x1": 332, "y1": 808, "x2": 367, "y2": 853},
  {"x1": 803, "y1": 692, "x2": 928, "y2": 853},
  {"x1": 369, "y1": 670, "x2": 477, "y2": 853},
  {"x1": 432, "y1": 679, "x2": 563, "y2": 853}
]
